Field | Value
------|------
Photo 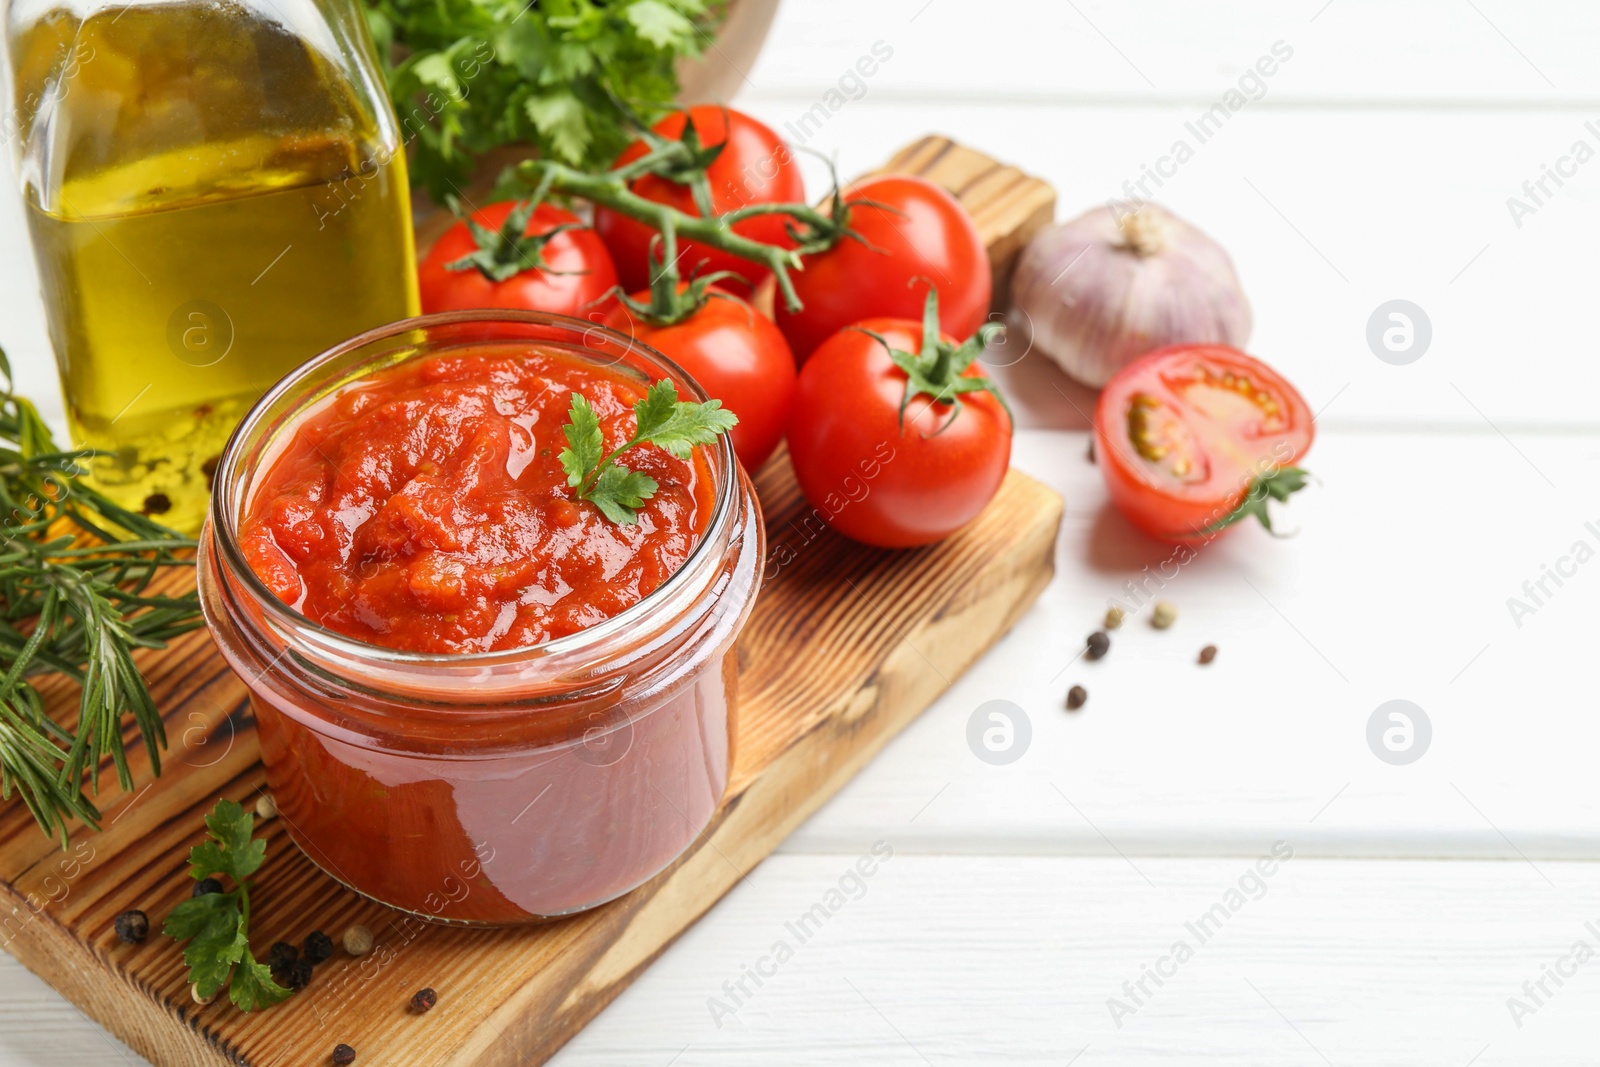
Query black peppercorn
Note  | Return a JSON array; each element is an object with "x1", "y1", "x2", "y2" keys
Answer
[
  {"x1": 331, "y1": 1043, "x2": 356, "y2": 1064},
  {"x1": 113, "y1": 909, "x2": 149, "y2": 944},
  {"x1": 303, "y1": 930, "x2": 334, "y2": 964},
  {"x1": 268, "y1": 941, "x2": 298, "y2": 969},
  {"x1": 410, "y1": 987, "x2": 438, "y2": 1013},
  {"x1": 192, "y1": 877, "x2": 223, "y2": 898},
  {"x1": 1065, "y1": 685, "x2": 1088, "y2": 711},
  {"x1": 273, "y1": 957, "x2": 313, "y2": 991},
  {"x1": 1085, "y1": 631, "x2": 1110, "y2": 661}
]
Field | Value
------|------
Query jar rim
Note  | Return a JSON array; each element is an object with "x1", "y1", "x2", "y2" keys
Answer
[{"x1": 205, "y1": 308, "x2": 740, "y2": 670}]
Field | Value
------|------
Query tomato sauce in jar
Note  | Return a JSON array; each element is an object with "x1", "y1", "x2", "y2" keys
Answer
[
  {"x1": 239, "y1": 348, "x2": 715, "y2": 653},
  {"x1": 198, "y1": 313, "x2": 763, "y2": 924}
]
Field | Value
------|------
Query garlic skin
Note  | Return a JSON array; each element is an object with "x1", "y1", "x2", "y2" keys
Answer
[{"x1": 1009, "y1": 204, "x2": 1252, "y2": 388}]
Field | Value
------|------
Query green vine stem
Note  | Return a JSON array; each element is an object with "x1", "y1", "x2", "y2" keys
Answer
[{"x1": 514, "y1": 156, "x2": 846, "y2": 315}]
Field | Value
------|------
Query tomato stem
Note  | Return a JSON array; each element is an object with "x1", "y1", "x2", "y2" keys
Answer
[
  {"x1": 442, "y1": 196, "x2": 587, "y2": 283},
  {"x1": 1199, "y1": 466, "x2": 1312, "y2": 536},
  {"x1": 856, "y1": 287, "x2": 1011, "y2": 436},
  {"x1": 514, "y1": 123, "x2": 854, "y2": 315}
]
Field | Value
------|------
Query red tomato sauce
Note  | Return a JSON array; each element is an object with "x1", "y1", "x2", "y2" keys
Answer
[{"x1": 239, "y1": 347, "x2": 715, "y2": 653}]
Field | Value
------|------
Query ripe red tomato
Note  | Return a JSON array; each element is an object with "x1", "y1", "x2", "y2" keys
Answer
[
  {"x1": 594, "y1": 107, "x2": 806, "y2": 293},
  {"x1": 786, "y1": 312, "x2": 1011, "y2": 549},
  {"x1": 605, "y1": 289, "x2": 797, "y2": 472},
  {"x1": 418, "y1": 200, "x2": 618, "y2": 319},
  {"x1": 775, "y1": 175, "x2": 991, "y2": 363},
  {"x1": 1094, "y1": 345, "x2": 1315, "y2": 544}
]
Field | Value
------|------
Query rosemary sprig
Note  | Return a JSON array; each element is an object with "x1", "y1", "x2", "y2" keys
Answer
[{"x1": 0, "y1": 347, "x2": 202, "y2": 845}]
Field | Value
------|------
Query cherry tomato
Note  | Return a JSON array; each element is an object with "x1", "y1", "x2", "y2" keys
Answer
[
  {"x1": 594, "y1": 107, "x2": 806, "y2": 293},
  {"x1": 786, "y1": 313, "x2": 1011, "y2": 549},
  {"x1": 605, "y1": 288, "x2": 796, "y2": 472},
  {"x1": 1094, "y1": 345, "x2": 1315, "y2": 544},
  {"x1": 418, "y1": 200, "x2": 618, "y2": 320},
  {"x1": 776, "y1": 175, "x2": 991, "y2": 363}
]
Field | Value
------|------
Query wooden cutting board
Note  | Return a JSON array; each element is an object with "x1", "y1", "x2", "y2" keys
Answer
[{"x1": 0, "y1": 139, "x2": 1060, "y2": 1067}]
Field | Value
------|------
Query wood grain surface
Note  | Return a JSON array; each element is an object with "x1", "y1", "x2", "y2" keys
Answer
[{"x1": 0, "y1": 142, "x2": 1063, "y2": 1067}]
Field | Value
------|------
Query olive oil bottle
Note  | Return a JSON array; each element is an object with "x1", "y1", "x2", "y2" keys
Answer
[{"x1": 7, "y1": 0, "x2": 419, "y2": 532}]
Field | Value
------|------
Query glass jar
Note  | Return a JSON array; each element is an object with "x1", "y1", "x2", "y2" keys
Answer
[
  {"x1": 197, "y1": 312, "x2": 763, "y2": 925},
  {"x1": 5, "y1": 0, "x2": 420, "y2": 532}
]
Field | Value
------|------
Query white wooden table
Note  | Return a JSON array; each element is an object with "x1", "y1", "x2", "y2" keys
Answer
[{"x1": 6, "y1": 1, "x2": 1600, "y2": 1062}]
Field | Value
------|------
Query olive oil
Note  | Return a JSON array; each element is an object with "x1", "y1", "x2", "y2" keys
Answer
[{"x1": 10, "y1": 0, "x2": 419, "y2": 532}]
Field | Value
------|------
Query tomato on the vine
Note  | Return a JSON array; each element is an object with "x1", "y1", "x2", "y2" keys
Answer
[
  {"x1": 785, "y1": 291, "x2": 1011, "y2": 548},
  {"x1": 1094, "y1": 344, "x2": 1315, "y2": 544},
  {"x1": 594, "y1": 106, "x2": 806, "y2": 293},
  {"x1": 776, "y1": 175, "x2": 991, "y2": 363},
  {"x1": 605, "y1": 288, "x2": 797, "y2": 472},
  {"x1": 418, "y1": 200, "x2": 618, "y2": 319}
]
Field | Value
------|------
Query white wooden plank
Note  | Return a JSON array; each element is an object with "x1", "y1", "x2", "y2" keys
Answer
[
  {"x1": 553, "y1": 854, "x2": 1600, "y2": 1065},
  {"x1": 7, "y1": 854, "x2": 1600, "y2": 1066},
  {"x1": 0, "y1": 958, "x2": 144, "y2": 1067},
  {"x1": 779, "y1": 429, "x2": 1600, "y2": 860},
  {"x1": 745, "y1": 0, "x2": 1600, "y2": 104}
]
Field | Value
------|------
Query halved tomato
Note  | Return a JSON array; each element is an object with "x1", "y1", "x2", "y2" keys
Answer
[{"x1": 1094, "y1": 345, "x2": 1314, "y2": 544}]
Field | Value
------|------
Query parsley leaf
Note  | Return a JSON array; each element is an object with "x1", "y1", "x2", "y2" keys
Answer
[
  {"x1": 588, "y1": 465, "x2": 660, "y2": 525},
  {"x1": 164, "y1": 892, "x2": 244, "y2": 998},
  {"x1": 628, "y1": 380, "x2": 736, "y2": 457},
  {"x1": 186, "y1": 799, "x2": 265, "y2": 883},
  {"x1": 523, "y1": 92, "x2": 592, "y2": 165},
  {"x1": 558, "y1": 393, "x2": 605, "y2": 487},
  {"x1": 625, "y1": 0, "x2": 700, "y2": 49},
  {"x1": 559, "y1": 380, "x2": 735, "y2": 524},
  {"x1": 163, "y1": 798, "x2": 293, "y2": 1011},
  {"x1": 229, "y1": 955, "x2": 295, "y2": 1012}
]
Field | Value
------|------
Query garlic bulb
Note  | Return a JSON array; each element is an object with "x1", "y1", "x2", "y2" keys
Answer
[{"x1": 1008, "y1": 203, "x2": 1251, "y2": 388}]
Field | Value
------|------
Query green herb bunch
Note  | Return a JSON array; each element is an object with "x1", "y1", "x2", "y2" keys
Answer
[
  {"x1": 0, "y1": 349, "x2": 202, "y2": 844},
  {"x1": 365, "y1": 0, "x2": 725, "y2": 200}
]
